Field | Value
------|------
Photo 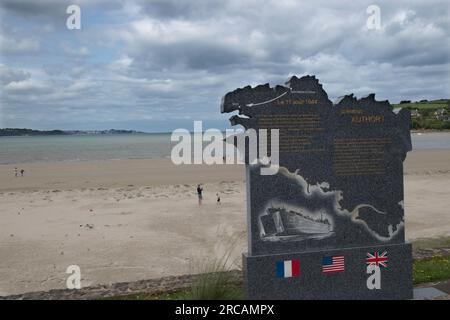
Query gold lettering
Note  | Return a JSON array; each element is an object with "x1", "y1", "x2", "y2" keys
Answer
[
  {"x1": 276, "y1": 99, "x2": 319, "y2": 106},
  {"x1": 351, "y1": 115, "x2": 384, "y2": 124}
]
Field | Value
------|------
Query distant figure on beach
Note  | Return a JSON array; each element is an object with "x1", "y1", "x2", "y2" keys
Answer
[
  {"x1": 14, "y1": 167, "x2": 18, "y2": 177},
  {"x1": 197, "y1": 184, "x2": 203, "y2": 205},
  {"x1": 216, "y1": 193, "x2": 221, "y2": 205},
  {"x1": 20, "y1": 169, "x2": 25, "y2": 177}
]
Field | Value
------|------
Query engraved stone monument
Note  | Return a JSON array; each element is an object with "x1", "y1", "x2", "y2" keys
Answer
[{"x1": 220, "y1": 75, "x2": 413, "y2": 299}]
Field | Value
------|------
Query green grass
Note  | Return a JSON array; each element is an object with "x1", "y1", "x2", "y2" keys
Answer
[
  {"x1": 413, "y1": 255, "x2": 450, "y2": 285},
  {"x1": 178, "y1": 272, "x2": 244, "y2": 300},
  {"x1": 177, "y1": 233, "x2": 244, "y2": 300},
  {"x1": 412, "y1": 236, "x2": 450, "y2": 284},
  {"x1": 398, "y1": 103, "x2": 448, "y2": 110},
  {"x1": 392, "y1": 99, "x2": 450, "y2": 130},
  {"x1": 393, "y1": 99, "x2": 449, "y2": 110},
  {"x1": 411, "y1": 118, "x2": 450, "y2": 130}
]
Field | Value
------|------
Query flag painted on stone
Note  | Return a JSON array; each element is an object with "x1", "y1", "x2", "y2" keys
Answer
[
  {"x1": 366, "y1": 251, "x2": 388, "y2": 269},
  {"x1": 276, "y1": 259, "x2": 300, "y2": 278},
  {"x1": 322, "y1": 255, "x2": 345, "y2": 273}
]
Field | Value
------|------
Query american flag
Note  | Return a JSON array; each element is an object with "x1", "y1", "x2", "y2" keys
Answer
[
  {"x1": 322, "y1": 256, "x2": 345, "y2": 273},
  {"x1": 366, "y1": 251, "x2": 388, "y2": 268}
]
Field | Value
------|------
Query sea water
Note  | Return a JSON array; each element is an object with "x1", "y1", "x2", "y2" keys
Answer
[{"x1": 0, "y1": 132, "x2": 449, "y2": 164}]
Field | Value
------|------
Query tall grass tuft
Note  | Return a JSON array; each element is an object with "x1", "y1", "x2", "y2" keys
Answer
[{"x1": 181, "y1": 228, "x2": 245, "y2": 300}]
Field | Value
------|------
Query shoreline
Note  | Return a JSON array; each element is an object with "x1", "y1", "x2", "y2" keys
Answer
[
  {"x1": 1, "y1": 149, "x2": 449, "y2": 192},
  {"x1": 1, "y1": 127, "x2": 449, "y2": 138}
]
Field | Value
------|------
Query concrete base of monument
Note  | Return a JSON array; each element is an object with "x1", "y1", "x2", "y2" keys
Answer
[{"x1": 243, "y1": 242, "x2": 413, "y2": 300}]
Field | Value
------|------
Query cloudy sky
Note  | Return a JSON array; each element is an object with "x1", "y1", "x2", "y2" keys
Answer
[{"x1": 1, "y1": 0, "x2": 449, "y2": 132}]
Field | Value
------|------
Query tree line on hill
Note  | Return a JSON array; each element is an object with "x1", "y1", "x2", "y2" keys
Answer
[{"x1": 395, "y1": 99, "x2": 450, "y2": 130}]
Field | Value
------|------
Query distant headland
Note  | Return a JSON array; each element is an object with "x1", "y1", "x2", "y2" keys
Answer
[{"x1": 0, "y1": 128, "x2": 145, "y2": 137}]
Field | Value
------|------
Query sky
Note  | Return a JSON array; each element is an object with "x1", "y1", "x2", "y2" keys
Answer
[{"x1": 0, "y1": 0, "x2": 449, "y2": 132}]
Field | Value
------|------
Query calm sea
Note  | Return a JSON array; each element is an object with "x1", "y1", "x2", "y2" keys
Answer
[{"x1": 0, "y1": 132, "x2": 449, "y2": 165}]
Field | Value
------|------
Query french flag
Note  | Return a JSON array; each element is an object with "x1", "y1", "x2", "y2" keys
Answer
[{"x1": 276, "y1": 259, "x2": 300, "y2": 278}]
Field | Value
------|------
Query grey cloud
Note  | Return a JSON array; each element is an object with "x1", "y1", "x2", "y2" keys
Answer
[
  {"x1": 0, "y1": 0, "x2": 67, "y2": 16},
  {"x1": 0, "y1": 0, "x2": 449, "y2": 130},
  {"x1": 134, "y1": 0, "x2": 226, "y2": 19},
  {"x1": 0, "y1": 65, "x2": 31, "y2": 85},
  {"x1": 0, "y1": 0, "x2": 121, "y2": 16},
  {"x1": 0, "y1": 34, "x2": 40, "y2": 55}
]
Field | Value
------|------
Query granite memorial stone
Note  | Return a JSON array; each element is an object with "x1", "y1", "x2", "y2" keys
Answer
[{"x1": 220, "y1": 75, "x2": 413, "y2": 299}]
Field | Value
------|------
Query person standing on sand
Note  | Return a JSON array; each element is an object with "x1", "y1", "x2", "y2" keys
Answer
[
  {"x1": 14, "y1": 167, "x2": 18, "y2": 177},
  {"x1": 20, "y1": 169, "x2": 25, "y2": 177},
  {"x1": 216, "y1": 193, "x2": 221, "y2": 205},
  {"x1": 197, "y1": 184, "x2": 203, "y2": 205}
]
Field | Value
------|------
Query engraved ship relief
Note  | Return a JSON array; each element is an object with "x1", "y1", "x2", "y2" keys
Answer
[{"x1": 259, "y1": 206, "x2": 334, "y2": 242}]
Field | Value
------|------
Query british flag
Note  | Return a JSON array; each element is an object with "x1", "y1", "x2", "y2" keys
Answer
[{"x1": 366, "y1": 251, "x2": 388, "y2": 268}]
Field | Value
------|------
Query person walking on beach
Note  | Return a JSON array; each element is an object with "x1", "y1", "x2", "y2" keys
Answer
[
  {"x1": 20, "y1": 169, "x2": 25, "y2": 177},
  {"x1": 14, "y1": 167, "x2": 18, "y2": 177},
  {"x1": 216, "y1": 193, "x2": 221, "y2": 205},
  {"x1": 197, "y1": 184, "x2": 203, "y2": 205}
]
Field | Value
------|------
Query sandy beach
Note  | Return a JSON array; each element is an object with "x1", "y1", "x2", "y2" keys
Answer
[{"x1": 0, "y1": 149, "x2": 449, "y2": 296}]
